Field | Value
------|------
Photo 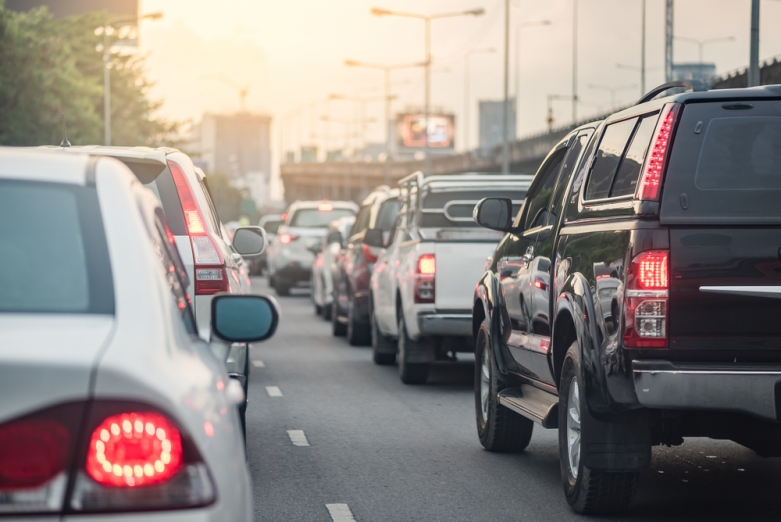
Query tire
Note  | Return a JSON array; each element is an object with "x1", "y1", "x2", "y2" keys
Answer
[
  {"x1": 322, "y1": 302, "x2": 333, "y2": 321},
  {"x1": 558, "y1": 341, "x2": 636, "y2": 515},
  {"x1": 274, "y1": 281, "x2": 291, "y2": 297},
  {"x1": 347, "y1": 294, "x2": 371, "y2": 346},
  {"x1": 371, "y1": 306, "x2": 396, "y2": 365},
  {"x1": 332, "y1": 299, "x2": 347, "y2": 336},
  {"x1": 397, "y1": 313, "x2": 429, "y2": 384},
  {"x1": 474, "y1": 321, "x2": 534, "y2": 452}
]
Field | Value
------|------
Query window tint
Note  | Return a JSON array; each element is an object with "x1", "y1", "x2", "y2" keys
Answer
[
  {"x1": 119, "y1": 161, "x2": 186, "y2": 235},
  {"x1": 290, "y1": 208, "x2": 355, "y2": 228},
  {"x1": 375, "y1": 198, "x2": 400, "y2": 232},
  {"x1": 611, "y1": 115, "x2": 658, "y2": 197},
  {"x1": 0, "y1": 181, "x2": 113, "y2": 314},
  {"x1": 263, "y1": 219, "x2": 283, "y2": 234},
  {"x1": 523, "y1": 148, "x2": 566, "y2": 231},
  {"x1": 152, "y1": 211, "x2": 196, "y2": 335},
  {"x1": 551, "y1": 130, "x2": 592, "y2": 222},
  {"x1": 199, "y1": 179, "x2": 223, "y2": 238},
  {"x1": 585, "y1": 118, "x2": 637, "y2": 200}
]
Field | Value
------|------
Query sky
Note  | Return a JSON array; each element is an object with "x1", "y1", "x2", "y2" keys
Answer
[{"x1": 136, "y1": 0, "x2": 781, "y2": 192}]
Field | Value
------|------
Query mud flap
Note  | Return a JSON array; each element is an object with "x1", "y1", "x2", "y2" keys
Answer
[{"x1": 581, "y1": 408, "x2": 652, "y2": 471}]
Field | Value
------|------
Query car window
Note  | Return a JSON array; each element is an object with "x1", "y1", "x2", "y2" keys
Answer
[
  {"x1": 152, "y1": 210, "x2": 196, "y2": 335},
  {"x1": 522, "y1": 148, "x2": 566, "y2": 231},
  {"x1": 585, "y1": 118, "x2": 638, "y2": 200},
  {"x1": 350, "y1": 205, "x2": 372, "y2": 236},
  {"x1": 263, "y1": 219, "x2": 283, "y2": 234},
  {"x1": 375, "y1": 198, "x2": 400, "y2": 232},
  {"x1": 550, "y1": 130, "x2": 593, "y2": 224},
  {"x1": 290, "y1": 208, "x2": 355, "y2": 228},
  {"x1": 610, "y1": 115, "x2": 658, "y2": 197},
  {"x1": 0, "y1": 180, "x2": 114, "y2": 314},
  {"x1": 199, "y1": 179, "x2": 223, "y2": 238},
  {"x1": 118, "y1": 160, "x2": 187, "y2": 236}
]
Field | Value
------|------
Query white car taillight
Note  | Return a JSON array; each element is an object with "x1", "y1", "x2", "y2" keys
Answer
[
  {"x1": 414, "y1": 254, "x2": 436, "y2": 304},
  {"x1": 623, "y1": 250, "x2": 669, "y2": 348}
]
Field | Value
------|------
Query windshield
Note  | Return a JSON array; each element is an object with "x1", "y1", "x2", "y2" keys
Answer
[
  {"x1": 0, "y1": 181, "x2": 114, "y2": 314},
  {"x1": 289, "y1": 208, "x2": 355, "y2": 228}
]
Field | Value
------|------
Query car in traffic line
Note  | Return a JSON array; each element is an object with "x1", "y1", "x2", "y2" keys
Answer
[
  {"x1": 332, "y1": 186, "x2": 400, "y2": 345},
  {"x1": 267, "y1": 200, "x2": 358, "y2": 296},
  {"x1": 471, "y1": 81, "x2": 781, "y2": 514},
  {"x1": 312, "y1": 215, "x2": 355, "y2": 321},
  {"x1": 367, "y1": 172, "x2": 531, "y2": 383},
  {"x1": 256, "y1": 213, "x2": 285, "y2": 274},
  {"x1": 0, "y1": 148, "x2": 278, "y2": 520},
  {"x1": 44, "y1": 145, "x2": 264, "y2": 430}
]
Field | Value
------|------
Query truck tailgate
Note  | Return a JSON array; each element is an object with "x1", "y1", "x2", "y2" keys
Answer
[{"x1": 435, "y1": 241, "x2": 496, "y2": 310}]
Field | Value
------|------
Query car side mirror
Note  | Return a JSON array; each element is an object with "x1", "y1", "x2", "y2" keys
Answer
[
  {"x1": 233, "y1": 226, "x2": 267, "y2": 257},
  {"x1": 473, "y1": 198, "x2": 514, "y2": 232},
  {"x1": 211, "y1": 294, "x2": 279, "y2": 343},
  {"x1": 363, "y1": 228, "x2": 385, "y2": 248}
]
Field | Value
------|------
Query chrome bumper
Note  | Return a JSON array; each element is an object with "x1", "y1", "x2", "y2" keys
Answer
[
  {"x1": 417, "y1": 312, "x2": 472, "y2": 337},
  {"x1": 632, "y1": 360, "x2": 781, "y2": 421}
]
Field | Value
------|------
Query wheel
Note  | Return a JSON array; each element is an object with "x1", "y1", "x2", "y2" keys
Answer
[
  {"x1": 371, "y1": 306, "x2": 396, "y2": 365},
  {"x1": 274, "y1": 280, "x2": 290, "y2": 296},
  {"x1": 397, "y1": 313, "x2": 429, "y2": 384},
  {"x1": 474, "y1": 321, "x2": 534, "y2": 452},
  {"x1": 322, "y1": 302, "x2": 333, "y2": 321},
  {"x1": 331, "y1": 298, "x2": 347, "y2": 336},
  {"x1": 315, "y1": 303, "x2": 323, "y2": 315},
  {"x1": 347, "y1": 294, "x2": 371, "y2": 346},
  {"x1": 558, "y1": 341, "x2": 636, "y2": 515}
]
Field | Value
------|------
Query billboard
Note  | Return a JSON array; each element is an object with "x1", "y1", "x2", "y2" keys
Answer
[{"x1": 397, "y1": 113, "x2": 455, "y2": 150}]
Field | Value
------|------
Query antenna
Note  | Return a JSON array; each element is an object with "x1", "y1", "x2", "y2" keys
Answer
[{"x1": 60, "y1": 113, "x2": 71, "y2": 147}]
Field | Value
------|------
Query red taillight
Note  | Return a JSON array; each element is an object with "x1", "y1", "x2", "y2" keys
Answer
[
  {"x1": 279, "y1": 233, "x2": 298, "y2": 244},
  {"x1": 85, "y1": 412, "x2": 183, "y2": 487},
  {"x1": 169, "y1": 161, "x2": 206, "y2": 235},
  {"x1": 624, "y1": 250, "x2": 669, "y2": 348},
  {"x1": 533, "y1": 276, "x2": 548, "y2": 291},
  {"x1": 636, "y1": 103, "x2": 681, "y2": 201},
  {"x1": 363, "y1": 243, "x2": 378, "y2": 263},
  {"x1": 0, "y1": 419, "x2": 69, "y2": 488},
  {"x1": 415, "y1": 254, "x2": 436, "y2": 303}
]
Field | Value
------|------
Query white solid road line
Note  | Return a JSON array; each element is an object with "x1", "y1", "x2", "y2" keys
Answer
[
  {"x1": 266, "y1": 386, "x2": 283, "y2": 397},
  {"x1": 251, "y1": 360, "x2": 265, "y2": 368},
  {"x1": 326, "y1": 503, "x2": 356, "y2": 522},
  {"x1": 287, "y1": 430, "x2": 310, "y2": 447}
]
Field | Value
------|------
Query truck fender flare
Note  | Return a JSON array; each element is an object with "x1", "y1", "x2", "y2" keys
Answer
[{"x1": 474, "y1": 271, "x2": 519, "y2": 380}]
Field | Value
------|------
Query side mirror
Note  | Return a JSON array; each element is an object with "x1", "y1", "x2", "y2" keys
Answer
[
  {"x1": 211, "y1": 294, "x2": 279, "y2": 343},
  {"x1": 363, "y1": 228, "x2": 385, "y2": 248},
  {"x1": 326, "y1": 230, "x2": 342, "y2": 245},
  {"x1": 233, "y1": 226, "x2": 267, "y2": 257},
  {"x1": 473, "y1": 198, "x2": 514, "y2": 232}
]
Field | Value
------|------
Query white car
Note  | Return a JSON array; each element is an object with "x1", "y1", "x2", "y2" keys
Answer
[
  {"x1": 0, "y1": 148, "x2": 278, "y2": 520},
  {"x1": 311, "y1": 216, "x2": 355, "y2": 320},
  {"x1": 267, "y1": 201, "x2": 358, "y2": 296}
]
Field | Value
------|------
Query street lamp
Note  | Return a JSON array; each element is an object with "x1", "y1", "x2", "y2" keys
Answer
[
  {"x1": 328, "y1": 93, "x2": 397, "y2": 151},
  {"x1": 370, "y1": 6, "x2": 485, "y2": 174},
  {"x1": 514, "y1": 20, "x2": 551, "y2": 140},
  {"x1": 588, "y1": 83, "x2": 638, "y2": 110},
  {"x1": 464, "y1": 48, "x2": 495, "y2": 151},
  {"x1": 674, "y1": 35, "x2": 735, "y2": 66},
  {"x1": 96, "y1": 11, "x2": 163, "y2": 146}
]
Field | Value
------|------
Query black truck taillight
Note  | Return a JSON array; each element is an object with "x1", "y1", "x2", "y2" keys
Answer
[{"x1": 623, "y1": 250, "x2": 669, "y2": 348}]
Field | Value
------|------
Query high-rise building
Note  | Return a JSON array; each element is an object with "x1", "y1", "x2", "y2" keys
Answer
[{"x1": 479, "y1": 99, "x2": 516, "y2": 154}]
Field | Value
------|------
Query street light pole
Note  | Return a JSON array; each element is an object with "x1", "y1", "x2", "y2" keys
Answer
[
  {"x1": 514, "y1": 20, "x2": 551, "y2": 141},
  {"x1": 502, "y1": 0, "x2": 510, "y2": 174},
  {"x1": 641, "y1": 0, "x2": 646, "y2": 95},
  {"x1": 464, "y1": 48, "x2": 495, "y2": 151},
  {"x1": 572, "y1": 0, "x2": 578, "y2": 123},
  {"x1": 749, "y1": 0, "x2": 760, "y2": 87}
]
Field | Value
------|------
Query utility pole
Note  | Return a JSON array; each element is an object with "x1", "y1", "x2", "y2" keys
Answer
[
  {"x1": 641, "y1": 0, "x2": 646, "y2": 95},
  {"x1": 572, "y1": 0, "x2": 578, "y2": 123},
  {"x1": 749, "y1": 0, "x2": 760, "y2": 87},
  {"x1": 665, "y1": 0, "x2": 674, "y2": 82},
  {"x1": 502, "y1": 0, "x2": 511, "y2": 174}
]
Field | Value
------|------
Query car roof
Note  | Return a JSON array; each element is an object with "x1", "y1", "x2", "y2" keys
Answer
[
  {"x1": 0, "y1": 148, "x2": 91, "y2": 185},
  {"x1": 38, "y1": 145, "x2": 176, "y2": 165}
]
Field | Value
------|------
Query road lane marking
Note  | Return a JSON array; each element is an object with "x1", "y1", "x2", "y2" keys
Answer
[
  {"x1": 326, "y1": 504, "x2": 356, "y2": 521},
  {"x1": 287, "y1": 430, "x2": 309, "y2": 447},
  {"x1": 266, "y1": 386, "x2": 283, "y2": 397},
  {"x1": 252, "y1": 360, "x2": 265, "y2": 368}
]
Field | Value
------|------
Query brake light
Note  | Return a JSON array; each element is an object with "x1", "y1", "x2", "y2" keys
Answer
[
  {"x1": 363, "y1": 243, "x2": 378, "y2": 263},
  {"x1": 623, "y1": 250, "x2": 669, "y2": 348},
  {"x1": 533, "y1": 276, "x2": 548, "y2": 291},
  {"x1": 169, "y1": 161, "x2": 206, "y2": 235},
  {"x1": 637, "y1": 103, "x2": 681, "y2": 201},
  {"x1": 415, "y1": 254, "x2": 436, "y2": 303},
  {"x1": 279, "y1": 233, "x2": 298, "y2": 244},
  {"x1": 85, "y1": 412, "x2": 182, "y2": 487},
  {"x1": 0, "y1": 419, "x2": 69, "y2": 488}
]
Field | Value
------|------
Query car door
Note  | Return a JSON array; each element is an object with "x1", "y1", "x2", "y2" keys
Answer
[
  {"x1": 527, "y1": 128, "x2": 594, "y2": 385},
  {"x1": 374, "y1": 205, "x2": 407, "y2": 336},
  {"x1": 500, "y1": 145, "x2": 568, "y2": 377}
]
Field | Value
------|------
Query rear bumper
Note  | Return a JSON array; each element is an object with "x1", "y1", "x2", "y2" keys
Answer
[
  {"x1": 417, "y1": 311, "x2": 472, "y2": 337},
  {"x1": 275, "y1": 264, "x2": 311, "y2": 284},
  {"x1": 633, "y1": 360, "x2": 781, "y2": 421}
]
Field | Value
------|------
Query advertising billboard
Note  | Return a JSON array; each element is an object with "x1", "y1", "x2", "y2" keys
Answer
[{"x1": 397, "y1": 113, "x2": 455, "y2": 150}]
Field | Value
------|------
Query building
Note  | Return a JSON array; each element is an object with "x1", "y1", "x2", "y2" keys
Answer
[
  {"x1": 479, "y1": 99, "x2": 516, "y2": 155},
  {"x1": 195, "y1": 112, "x2": 273, "y2": 206}
]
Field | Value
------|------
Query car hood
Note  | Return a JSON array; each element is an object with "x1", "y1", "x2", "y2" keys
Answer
[{"x1": 0, "y1": 314, "x2": 114, "y2": 422}]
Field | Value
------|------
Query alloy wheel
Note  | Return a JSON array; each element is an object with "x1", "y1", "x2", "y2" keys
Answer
[
  {"x1": 480, "y1": 347, "x2": 490, "y2": 422},
  {"x1": 567, "y1": 376, "x2": 581, "y2": 479}
]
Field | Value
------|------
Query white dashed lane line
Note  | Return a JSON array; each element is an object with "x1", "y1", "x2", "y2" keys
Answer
[
  {"x1": 287, "y1": 430, "x2": 310, "y2": 447},
  {"x1": 251, "y1": 360, "x2": 265, "y2": 368},
  {"x1": 326, "y1": 503, "x2": 356, "y2": 521},
  {"x1": 266, "y1": 386, "x2": 283, "y2": 397}
]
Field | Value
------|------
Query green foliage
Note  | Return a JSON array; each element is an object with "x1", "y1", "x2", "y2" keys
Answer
[
  {"x1": 0, "y1": 2, "x2": 179, "y2": 146},
  {"x1": 206, "y1": 171, "x2": 250, "y2": 223}
]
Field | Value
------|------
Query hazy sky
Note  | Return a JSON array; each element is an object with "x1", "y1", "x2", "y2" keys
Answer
[{"x1": 137, "y1": 0, "x2": 781, "y2": 164}]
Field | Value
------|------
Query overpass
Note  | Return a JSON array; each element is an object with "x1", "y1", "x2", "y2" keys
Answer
[{"x1": 280, "y1": 56, "x2": 781, "y2": 203}]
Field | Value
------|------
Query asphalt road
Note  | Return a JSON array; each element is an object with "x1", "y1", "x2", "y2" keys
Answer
[{"x1": 246, "y1": 277, "x2": 781, "y2": 521}]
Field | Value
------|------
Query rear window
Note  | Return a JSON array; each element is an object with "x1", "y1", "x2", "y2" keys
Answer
[
  {"x1": 262, "y1": 219, "x2": 283, "y2": 234},
  {"x1": 289, "y1": 208, "x2": 355, "y2": 228},
  {"x1": 375, "y1": 198, "x2": 399, "y2": 232},
  {"x1": 0, "y1": 181, "x2": 114, "y2": 314},
  {"x1": 661, "y1": 101, "x2": 781, "y2": 224},
  {"x1": 420, "y1": 189, "x2": 527, "y2": 228},
  {"x1": 118, "y1": 159, "x2": 186, "y2": 235}
]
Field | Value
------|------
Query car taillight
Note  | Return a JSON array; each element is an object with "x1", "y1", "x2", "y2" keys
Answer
[
  {"x1": 169, "y1": 160, "x2": 227, "y2": 295},
  {"x1": 279, "y1": 233, "x2": 299, "y2": 245},
  {"x1": 415, "y1": 254, "x2": 436, "y2": 303},
  {"x1": 533, "y1": 276, "x2": 547, "y2": 291},
  {"x1": 636, "y1": 103, "x2": 681, "y2": 201},
  {"x1": 623, "y1": 250, "x2": 669, "y2": 348},
  {"x1": 363, "y1": 243, "x2": 378, "y2": 263}
]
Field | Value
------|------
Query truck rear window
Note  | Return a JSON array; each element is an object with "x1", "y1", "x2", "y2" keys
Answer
[
  {"x1": 289, "y1": 208, "x2": 355, "y2": 228},
  {"x1": 420, "y1": 189, "x2": 527, "y2": 228},
  {"x1": 660, "y1": 101, "x2": 781, "y2": 224}
]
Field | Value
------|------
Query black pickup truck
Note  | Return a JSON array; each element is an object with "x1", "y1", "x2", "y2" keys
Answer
[{"x1": 472, "y1": 81, "x2": 781, "y2": 514}]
